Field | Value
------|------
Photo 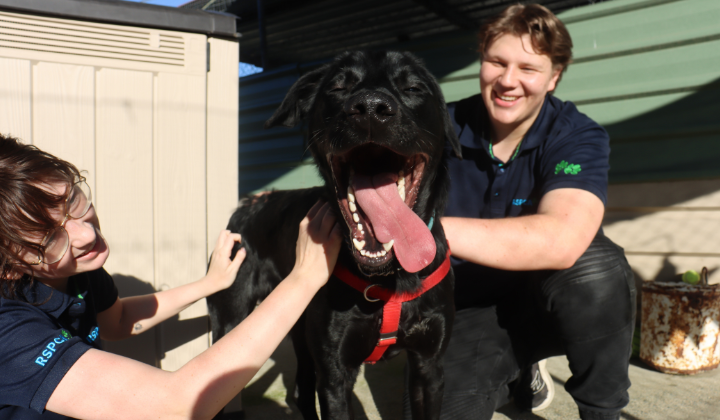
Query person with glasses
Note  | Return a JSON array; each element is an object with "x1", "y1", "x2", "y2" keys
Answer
[{"x1": 0, "y1": 134, "x2": 342, "y2": 420}]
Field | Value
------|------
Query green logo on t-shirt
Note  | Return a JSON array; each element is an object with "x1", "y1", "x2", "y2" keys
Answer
[
  {"x1": 555, "y1": 160, "x2": 582, "y2": 175},
  {"x1": 61, "y1": 329, "x2": 72, "y2": 339}
]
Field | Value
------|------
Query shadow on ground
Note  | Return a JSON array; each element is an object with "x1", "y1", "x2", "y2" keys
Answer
[{"x1": 240, "y1": 338, "x2": 391, "y2": 420}]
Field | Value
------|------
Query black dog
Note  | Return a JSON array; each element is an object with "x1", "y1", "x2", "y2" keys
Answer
[{"x1": 208, "y1": 50, "x2": 462, "y2": 420}]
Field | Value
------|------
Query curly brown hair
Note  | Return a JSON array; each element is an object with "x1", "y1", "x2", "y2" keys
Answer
[
  {"x1": 0, "y1": 134, "x2": 82, "y2": 299},
  {"x1": 478, "y1": 3, "x2": 573, "y2": 84}
]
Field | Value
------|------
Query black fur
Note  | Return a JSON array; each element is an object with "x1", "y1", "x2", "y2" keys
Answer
[{"x1": 208, "y1": 51, "x2": 461, "y2": 420}]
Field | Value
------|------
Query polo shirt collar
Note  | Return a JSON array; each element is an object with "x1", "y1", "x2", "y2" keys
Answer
[
  {"x1": 458, "y1": 94, "x2": 557, "y2": 154},
  {"x1": 19, "y1": 275, "x2": 86, "y2": 318},
  {"x1": 522, "y1": 94, "x2": 557, "y2": 150}
]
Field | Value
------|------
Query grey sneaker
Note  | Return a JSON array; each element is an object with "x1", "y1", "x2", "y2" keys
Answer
[{"x1": 514, "y1": 359, "x2": 555, "y2": 412}]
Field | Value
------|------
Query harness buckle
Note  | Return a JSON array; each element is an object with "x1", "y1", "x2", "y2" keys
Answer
[{"x1": 377, "y1": 331, "x2": 397, "y2": 346}]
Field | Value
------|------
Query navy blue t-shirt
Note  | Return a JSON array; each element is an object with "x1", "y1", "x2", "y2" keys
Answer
[
  {"x1": 445, "y1": 94, "x2": 610, "y2": 309},
  {"x1": 0, "y1": 268, "x2": 118, "y2": 419}
]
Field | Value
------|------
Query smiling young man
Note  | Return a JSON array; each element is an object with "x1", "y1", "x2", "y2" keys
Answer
[{"x1": 434, "y1": 4, "x2": 636, "y2": 420}]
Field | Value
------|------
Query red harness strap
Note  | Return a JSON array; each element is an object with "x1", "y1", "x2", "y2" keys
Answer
[{"x1": 332, "y1": 248, "x2": 452, "y2": 364}]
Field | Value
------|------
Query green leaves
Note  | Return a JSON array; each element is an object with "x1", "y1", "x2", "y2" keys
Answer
[{"x1": 554, "y1": 160, "x2": 582, "y2": 175}]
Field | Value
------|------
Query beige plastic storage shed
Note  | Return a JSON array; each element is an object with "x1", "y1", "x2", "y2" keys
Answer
[{"x1": 0, "y1": 0, "x2": 239, "y2": 371}]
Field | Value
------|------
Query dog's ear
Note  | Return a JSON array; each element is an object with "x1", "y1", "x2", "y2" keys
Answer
[
  {"x1": 264, "y1": 64, "x2": 329, "y2": 129},
  {"x1": 443, "y1": 106, "x2": 462, "y2": 159}
]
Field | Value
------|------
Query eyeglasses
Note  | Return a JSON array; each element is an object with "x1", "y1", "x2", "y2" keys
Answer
[{"x1": 30, "y1": 180, "x2": 93, "y2": 265}]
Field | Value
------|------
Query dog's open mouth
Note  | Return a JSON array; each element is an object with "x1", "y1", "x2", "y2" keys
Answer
[{"x1": 330, "y1": 144, "x2": 436, "y2": 273}]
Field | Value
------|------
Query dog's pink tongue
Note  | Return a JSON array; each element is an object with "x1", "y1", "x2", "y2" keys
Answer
[{"x1": 352, "y1": 173, "x2": 436, "y2": 273}]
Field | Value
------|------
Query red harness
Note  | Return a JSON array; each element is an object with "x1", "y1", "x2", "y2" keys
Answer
[{"x1": 332, "y1": 248, "x2": 452, "y2": 364}]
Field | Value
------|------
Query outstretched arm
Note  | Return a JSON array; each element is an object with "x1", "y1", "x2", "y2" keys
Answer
[
  {"x1": 443, "y1": 188, "x2": 604, "y2": 271},
  {"x1": 46, "y1": 201, "x2": 341, "y2": 420},
  {"x1": 97, "y1": 230, "x2": 246, "y2": 341}
]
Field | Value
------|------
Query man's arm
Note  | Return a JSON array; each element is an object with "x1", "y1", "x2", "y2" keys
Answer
[{"x1": 442, "y1": 188, "x2": 604, "y2": 271}]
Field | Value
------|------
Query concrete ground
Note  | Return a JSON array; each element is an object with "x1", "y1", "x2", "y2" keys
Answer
[{"x1": 232, "y1": 337, "x2": 720, "y2": 420}]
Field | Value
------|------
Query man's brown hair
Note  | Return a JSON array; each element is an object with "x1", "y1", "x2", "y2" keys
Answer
[
  {"x1": 478, "y1": 3, "x2": 573, "y2": 82},
  {"x1": 0, "y1": 134, "x2": 82, "y2": 299}
]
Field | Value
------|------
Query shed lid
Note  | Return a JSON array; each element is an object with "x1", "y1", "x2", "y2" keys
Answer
[{"x1": 0, "y1": 0, "x2": 238, "y2": 38}]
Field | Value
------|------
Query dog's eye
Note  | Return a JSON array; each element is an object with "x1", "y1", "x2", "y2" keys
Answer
[{"x1": 404, "y1": 87, "x2": 422, "y2": 93}]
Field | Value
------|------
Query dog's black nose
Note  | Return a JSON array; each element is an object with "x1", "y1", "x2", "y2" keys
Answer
[{"x1": 344, "y1": 92, "x2": 397, "y2": 124}]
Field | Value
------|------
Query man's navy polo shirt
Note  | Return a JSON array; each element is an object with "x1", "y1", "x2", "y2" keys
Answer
[
  {"x1": 445, "y1": 94, "x2": 610, "y2": 309},
  {"x1": 0, "y1": 268, "x2": 118, "y2": 419}
]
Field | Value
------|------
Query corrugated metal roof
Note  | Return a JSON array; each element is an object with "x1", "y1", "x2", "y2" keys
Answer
[{"x1": 182, "y1": 0, "x2": 609, "y2": 68}]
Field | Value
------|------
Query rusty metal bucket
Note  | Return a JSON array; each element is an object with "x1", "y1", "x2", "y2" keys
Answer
[{"x1": 640, "y1": 279, "x2": 720, "y2": 374}]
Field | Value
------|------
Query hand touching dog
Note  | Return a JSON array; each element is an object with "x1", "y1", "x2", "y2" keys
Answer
[
  {"x1": 206, "y1": 230, "x2": 246, "y2": 292},
  {"x1": 292, "y1": 201, "x2": 342, "y2": 288}
]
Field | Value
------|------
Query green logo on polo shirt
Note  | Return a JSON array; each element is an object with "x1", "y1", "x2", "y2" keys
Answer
[
  {"x1": 555, "y1": 160, "x2": 581, "y2": 175},
  {"x1": 61, "y1": 329, "x2": 72, "y2": 339}
]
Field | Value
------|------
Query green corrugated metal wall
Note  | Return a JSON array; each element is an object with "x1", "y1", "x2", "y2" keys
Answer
[{"x1": 238, "y1": 0, "x2": 720, "y2": 194}]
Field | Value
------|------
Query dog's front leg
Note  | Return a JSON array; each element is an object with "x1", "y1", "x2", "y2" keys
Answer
[
  {"x1": 290, "y1": 318, "x2": 319, "y2": 420},
  {"x1": 302, "y1": 290, "x2": 368, "y2": 420},
  {"x1": 406, "y1": 352, "x2": 444, "y2": 420},
  {"x1": 315, "y1": 360, "x2": 360, "y2": 420}
]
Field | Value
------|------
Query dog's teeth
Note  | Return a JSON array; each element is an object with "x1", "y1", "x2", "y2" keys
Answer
[
  {"x1": 357, "y1": 223, "x2": 363, "y2": 231},
  {"x1": 353, "y1": 238, "x2": 366, "y2": 251},
  {"x1": 380, "y1": 250, "x2": 387, "y2": 256},
  {"x1": 398, "y1": 175, "x2": 406, "y2": 201},
  {"x1": 399, "y1": 170, "x2": 404, "y2": 178},
  {"x1": 382, "y1": 240, "x2": 394, "y2": 251},
  {"x1": 349, "y1": 201, "x2": 357, "y2": 212},
  {"x1": 348, "y1": 186, "x2": 356, "y2": 203},
  {"x1": 352, "y1": 213, "x2": 359, "y2": 223}
]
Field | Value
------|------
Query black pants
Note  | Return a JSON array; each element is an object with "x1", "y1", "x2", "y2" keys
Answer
[{"x1": 405, "y1": 233, "x2": 636, "y2": 420}]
